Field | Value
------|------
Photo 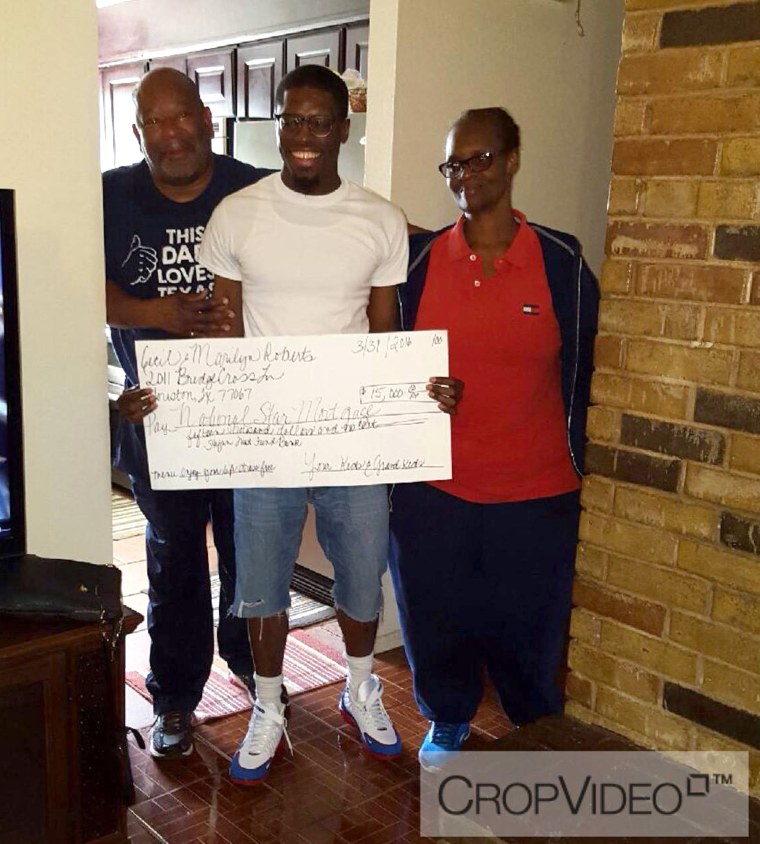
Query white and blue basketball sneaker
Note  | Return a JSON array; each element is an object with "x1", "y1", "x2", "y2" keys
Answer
[
  {"x1": 339, "y1": 674, "x2": 402, "y2": 758},
  {"x1": 229, "y1": 699, "x2": 291, "y2": 785}
]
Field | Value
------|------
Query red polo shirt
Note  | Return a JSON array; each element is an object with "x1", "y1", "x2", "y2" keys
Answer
[{"x1": 415, "y1": 212, "x2": 580, "y2": 503}]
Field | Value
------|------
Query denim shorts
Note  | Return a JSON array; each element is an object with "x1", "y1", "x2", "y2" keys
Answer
[{"x1": 232, "y1": 485, "x2": 389, "y2": 622}]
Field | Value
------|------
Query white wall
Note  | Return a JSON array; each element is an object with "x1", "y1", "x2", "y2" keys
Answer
[
  {"x1": 99, "y1": 0, "x2": 369, "y2": 62},
  {"x1": 0, "y1": 2, "x2": 112, "y2": 563},
  {"x1": 366, "y1": 0, "x2": 624, "y2": 272}
]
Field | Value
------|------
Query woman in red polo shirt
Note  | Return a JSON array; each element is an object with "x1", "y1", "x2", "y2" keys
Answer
[{"x1": 390, "y1": 107, "x2": 599, "y2": 770}]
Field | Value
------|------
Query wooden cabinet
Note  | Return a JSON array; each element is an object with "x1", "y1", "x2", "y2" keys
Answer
[
  {"x1": 0, "y1": 610, "x2": 141, "y2": 844},
  {"x1": 0, "y1": 652, "x2": 69, "y2": 843},
  {"x1": 345, "y1": 23, "x2": 370, "y2": 81},
  {"x1": 286, "y1": 27, "x2": 342, "y2": 71},
  {"x1": 148, "y1": 55, "x2": 187, "y2": 74},
  {"x1": 186, "y1": 48, "x2": 235, "y2": 117},
  {"x1": 237, "y1": 40, "x2": 284, "y2": 120},
  {"x1": 235, "y1": 21, "x2": 369, "y2": 120},
  {"x1": 100, "y1": 61, "x2": 147, "y2": 170},
  {"x1": 99, "y1": 19, "x2": 370, "y2": 142}
]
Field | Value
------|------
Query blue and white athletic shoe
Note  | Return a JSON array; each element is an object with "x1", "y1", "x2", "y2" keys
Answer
[
  {"x1": 418, "y1": 721, "x2": 470, "y2": 771},
  {"x1": 229, "y1": 700, "x2": 291, "y2": 785},
  {"x1": 339, "y1": 674, "x2": 402, "y2": 758}
]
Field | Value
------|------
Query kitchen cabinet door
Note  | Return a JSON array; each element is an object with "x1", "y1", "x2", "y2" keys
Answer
[
  {"x1": 345, "y1": 23, "x2": 369, "y2": 81},
  {"x1": 149, "y1": 55, "x2": 187, "y2": 74},
  {"x1": 286, "y1": 28, "x2": 342, "y2": 72},
  {"x1": 187, "y1": 48, "x2": 235, "y2": 117},
  {"x1": 100, "y1": 61, "x2": 147, "y2": 171},
  {"x1": 237, "y1": 40, "x2": 284, "y2": 120}
]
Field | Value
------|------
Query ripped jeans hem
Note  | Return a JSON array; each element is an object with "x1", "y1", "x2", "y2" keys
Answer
[
  {"x1": 333, "y1": 587, "x2": 384, "y2": 626},
  {"x1": 232, "y1": 598, "x2": 291, "y2": 619}
]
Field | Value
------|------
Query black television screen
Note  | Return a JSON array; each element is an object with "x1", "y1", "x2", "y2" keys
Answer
[{"x1": 0, "y1": 189, "x2": 25, "y2": 557}]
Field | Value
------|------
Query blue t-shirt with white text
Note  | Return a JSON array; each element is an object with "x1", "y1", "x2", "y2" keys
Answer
[{"x1": 103, "y1": 153, "x2": 271, "y2": 475}]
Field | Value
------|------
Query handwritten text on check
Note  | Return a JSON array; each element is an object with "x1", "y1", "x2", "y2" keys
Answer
[{"x1": 136, "y1": 331, "x2": 451, "y2": 489}]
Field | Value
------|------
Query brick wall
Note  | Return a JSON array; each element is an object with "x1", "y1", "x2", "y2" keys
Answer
[{"x1": 568, "y1": 0, "x2": 760, "y2": 795}]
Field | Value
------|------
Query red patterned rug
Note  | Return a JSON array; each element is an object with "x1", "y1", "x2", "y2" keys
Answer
[{"x1": 126, "y1": 627, "x2": 346, "y2": 723}]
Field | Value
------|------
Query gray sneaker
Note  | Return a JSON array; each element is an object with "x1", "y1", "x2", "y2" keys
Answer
[{"x1": 149, "y1": 710, "x2": 193, "y2": 758}]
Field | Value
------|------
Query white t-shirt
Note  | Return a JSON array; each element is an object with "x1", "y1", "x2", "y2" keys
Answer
[{"x1": 199, "y1": 173, "x2": 408, "y2": 337}]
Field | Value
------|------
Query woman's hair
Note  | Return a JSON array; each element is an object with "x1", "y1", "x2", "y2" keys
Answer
[{"x1": 455, "y1": 107, "x2": 521, "y2": 152}]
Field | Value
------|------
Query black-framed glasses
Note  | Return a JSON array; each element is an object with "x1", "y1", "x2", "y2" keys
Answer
[
  {"x1": 274, "y1": 113, "x2": 337, "y2": 138},
  {"x1": 438, "y1": 150, "x2": 502, "y2": 179}
]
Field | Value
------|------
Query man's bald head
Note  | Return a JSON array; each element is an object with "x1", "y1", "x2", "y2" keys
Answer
[
  {"x1": 131, "y1": 67, "x2": 214, "y2": 199},
  {"x1": 133, "y1": 67, "x2": 204, "y2": 114}
]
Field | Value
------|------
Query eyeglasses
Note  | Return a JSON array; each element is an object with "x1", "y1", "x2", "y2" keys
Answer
[
  {"x1": 274, "y1": 113, "x2": 337, "y2": 138},
  {"x1": 438, "y1": 150, "x2": 503, "y2": 179}
]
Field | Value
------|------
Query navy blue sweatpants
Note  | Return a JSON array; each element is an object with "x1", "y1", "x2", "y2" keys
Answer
[
  {"x1": 389, "y1": 483, "x2": 580, "y2": 726},
  {"x1": 131, "y1": 478, "x2": 254, "y2": 715}
]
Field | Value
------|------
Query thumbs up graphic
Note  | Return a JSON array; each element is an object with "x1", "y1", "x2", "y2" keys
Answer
[{"x1": 121, "y1": 234, "x2": 158, "y2": 285}]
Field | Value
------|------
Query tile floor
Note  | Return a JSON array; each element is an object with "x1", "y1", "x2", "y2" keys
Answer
[
  {"x1": 113, "y1": 527, "x2": 514, "y2": 843},
  {"x1": 114, "y1": 527, "x2": 758, "y2": 843}
]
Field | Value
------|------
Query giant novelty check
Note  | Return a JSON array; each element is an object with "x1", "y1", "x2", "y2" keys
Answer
[{"x1": 136, "y1": 331, "x2": 451, "y2": 489}]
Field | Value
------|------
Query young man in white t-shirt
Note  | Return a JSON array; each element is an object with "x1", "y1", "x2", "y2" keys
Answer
[{"x1": 199, "y1": 65, "x2": 409, "y2": 784}]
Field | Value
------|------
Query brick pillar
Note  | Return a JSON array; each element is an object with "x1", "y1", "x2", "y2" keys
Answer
[{"x1": 568, "y1": 0, "x2": 760, "y2": 795}]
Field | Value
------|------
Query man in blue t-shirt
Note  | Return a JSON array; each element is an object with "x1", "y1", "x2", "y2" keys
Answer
[{"x1": 103, "y1": 67, "x2": 272, "y2": 758}]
